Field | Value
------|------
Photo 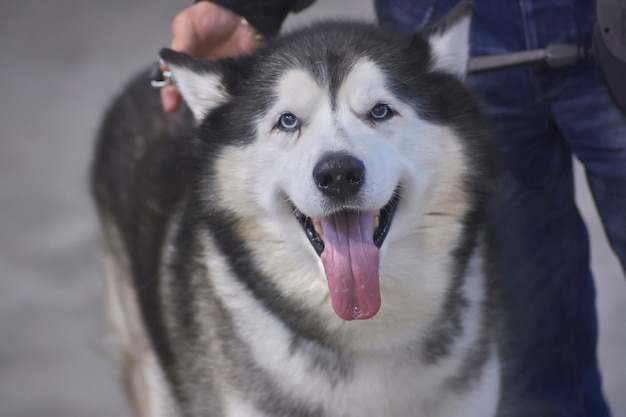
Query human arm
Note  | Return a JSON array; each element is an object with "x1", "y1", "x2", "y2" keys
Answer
[{"x1": 161, "y1": 0, "x2": 315, "y2": 112}]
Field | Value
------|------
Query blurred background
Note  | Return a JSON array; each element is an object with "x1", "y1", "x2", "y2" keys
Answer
[{"x1": 0, "y1": 0, "x2": 624, "y2": 416}]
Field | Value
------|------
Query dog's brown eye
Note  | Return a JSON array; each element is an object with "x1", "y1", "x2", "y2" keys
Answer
[
  {"x1": 278, "y1": 112, "x2": 300, "y2": 131},
  {"x1": 369, "y1": 103, "x2": 392, "y2": 120}
]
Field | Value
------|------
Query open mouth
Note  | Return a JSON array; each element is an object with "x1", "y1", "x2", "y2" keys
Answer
[
  {"x1": 293, "y1": 190, "x2": 400, "y2": 256},
  {"x1": 292, "y1": 190, "x2": 400, "y2": 321}
]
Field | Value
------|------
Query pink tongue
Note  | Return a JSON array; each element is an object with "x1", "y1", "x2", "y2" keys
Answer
[{"x1": 320, "y1": 211, "x2": 381, "y2": 320}]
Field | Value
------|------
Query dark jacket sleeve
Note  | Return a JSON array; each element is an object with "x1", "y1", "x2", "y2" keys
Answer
[{"x1": 197, "y1": 0, "x2": 316, "y2": 37}]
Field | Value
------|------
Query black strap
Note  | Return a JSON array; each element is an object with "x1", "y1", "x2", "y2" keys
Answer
[{"x1": 195, "y1": 0, "x2": 317, "y2": 37}]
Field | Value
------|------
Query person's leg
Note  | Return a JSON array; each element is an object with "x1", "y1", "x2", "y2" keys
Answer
[
  {"x1": 551, "y1": 65, "x2": 626, "y2": 276},
  {"x1": 547, "y1": 62, "x2": 626, "y2": 417},
  {"x1": 375, "y1": 1, "x2": 611, "y2": 415},
  {"x1": 476, "y1": 73, "x2": 607, "y2": 417},
  {"x1": 375, "y1": 0, "x2": 439, "y2": 33}
]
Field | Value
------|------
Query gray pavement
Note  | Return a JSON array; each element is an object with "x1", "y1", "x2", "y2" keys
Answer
[{"x1": 0, "y1": 1, "x2": 624, "y2": 416}]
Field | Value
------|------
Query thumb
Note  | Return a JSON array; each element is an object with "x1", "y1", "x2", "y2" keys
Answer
[
  {"x1": 161, "y1": 10, "x2": 200, "y2": 113},
  {"x1": 170, "y1": 9, "x2": 200, "y2": 56}
]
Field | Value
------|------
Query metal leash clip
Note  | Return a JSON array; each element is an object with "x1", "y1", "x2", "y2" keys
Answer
[{"x1": 150, "y1": 60, "x2": 173, "y2": 89}]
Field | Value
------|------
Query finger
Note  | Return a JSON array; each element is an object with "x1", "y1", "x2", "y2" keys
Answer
[
  {"x1": 204, "y1": 21, "x2": 261, "y2": 60},
  {"x1": 171, "y1": 9, "x2": 200, "y2": 55},
  {"x1": 161, "y1": 86, "x2": 181, "y2": 113}
]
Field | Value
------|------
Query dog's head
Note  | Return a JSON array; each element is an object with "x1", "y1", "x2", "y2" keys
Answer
[{"x1": 161, "y1": 1, "x2": 493, "y2": 325}]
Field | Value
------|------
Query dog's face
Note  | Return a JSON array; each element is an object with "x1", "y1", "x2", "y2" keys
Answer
[{"x1": 162, "y1": 4, "x2": 492, "y2": 327}]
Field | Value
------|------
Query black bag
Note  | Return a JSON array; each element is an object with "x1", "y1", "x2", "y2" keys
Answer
[{"x1": 594, "y1": 0, "x2": 626, "y2": 114}]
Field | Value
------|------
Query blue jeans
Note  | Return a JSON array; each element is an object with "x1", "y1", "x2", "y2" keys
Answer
[{"x1": 376, "y1": 1, "x2": 626, "y2": 416}]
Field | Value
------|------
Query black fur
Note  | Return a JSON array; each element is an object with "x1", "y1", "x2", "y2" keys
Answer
[{"x1": 91, "y1": 68, "x2": 195, "y2": 387}]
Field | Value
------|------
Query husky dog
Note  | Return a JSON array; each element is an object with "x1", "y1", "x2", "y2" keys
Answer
[{"x1": 91, "y1": 2, "x2": 501, "y2": 416}]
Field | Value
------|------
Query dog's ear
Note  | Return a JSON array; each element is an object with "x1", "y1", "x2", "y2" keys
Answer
[
  {"x1": 422, "y1": 1, "x2": 473, "y2": 77},
  {"x1": 159, "y1": 48, "x2": 242, "y2": 121}
]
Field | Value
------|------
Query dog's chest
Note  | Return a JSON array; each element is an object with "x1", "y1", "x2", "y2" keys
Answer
[
  {"x1": 227, "y1": 348, "x2": 448, "y2": 417},
  {"x1": 319, "y1": 354, "x2": 434, "y2": 417}
]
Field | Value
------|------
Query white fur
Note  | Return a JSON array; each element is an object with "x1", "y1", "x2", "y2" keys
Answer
[
  {"x1": 167, "y1": 64, "x2": 229, "y2": 121},
  {"x1": 101, "y1": 223, "x2": 178, "y2": 417},
  {"x1": 428, "y1": 15, "x2": 472, "y2": 76},
  {"x1": 203, "y1": 234, "x2": 496, "y2": 417},
  {"x1": 212, "y1": 59, "x2": 471, "y2": 343}
]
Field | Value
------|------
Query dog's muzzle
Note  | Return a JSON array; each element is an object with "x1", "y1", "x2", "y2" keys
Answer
[{"x1": 292, "y1": 174, "x2": 400, "y2": 321}]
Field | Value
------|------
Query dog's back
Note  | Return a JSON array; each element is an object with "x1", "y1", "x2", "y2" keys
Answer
[
  {"x1": 92, "y1": 69, "x2": 194, "y2": 416},
  {"x1": 92, "y1": 67, "x2": 193, "y2": 245}
]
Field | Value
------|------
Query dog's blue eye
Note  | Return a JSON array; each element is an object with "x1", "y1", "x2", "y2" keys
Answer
[
  {"x1": 369, "y1": 103, "x2": 392, "y2": 120},
  {"x1": 278, "y1": 113, "x2": 300, "y2": 131}
]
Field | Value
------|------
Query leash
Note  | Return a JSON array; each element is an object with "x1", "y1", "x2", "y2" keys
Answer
[
  {"x1": 150, "y1": 59, "x2": 173, "y2": 89},
  {"x1": 149, "y1": 45, "x2": 589, "y2": 97},
  {"x1": 467, "y1": 43, "x2": 587, "y2": 73},
  {"x1": 149, "y1": 44, "x2": 586, "y2": 90}
]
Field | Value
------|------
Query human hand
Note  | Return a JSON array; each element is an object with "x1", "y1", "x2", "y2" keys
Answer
[{"x1": 161, "y1": 1, "x2": 262, "y2": 113}]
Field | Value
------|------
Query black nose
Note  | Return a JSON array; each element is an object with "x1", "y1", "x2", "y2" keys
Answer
[{"x1": 313, "y1": 153, "x2": 365, "y2": 199}]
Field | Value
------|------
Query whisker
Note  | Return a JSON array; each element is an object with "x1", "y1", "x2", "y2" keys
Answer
[{"x1": 424, "y1": 211, "x2": 455, "y2": 217}]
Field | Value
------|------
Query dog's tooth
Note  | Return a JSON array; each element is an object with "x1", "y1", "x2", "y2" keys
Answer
[
  {"x1": 373, "y1": 209, "x2": 381, "y2": 229},
  {"x1": 313, "y1": 219, "x2": 323, "y2": 235}
]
